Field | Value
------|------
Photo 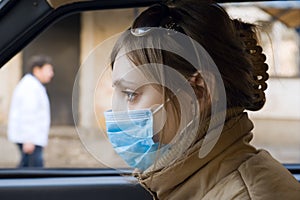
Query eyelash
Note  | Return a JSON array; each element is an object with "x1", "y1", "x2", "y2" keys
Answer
[{"x1": 122, "y1": 90, "x2": 138, "y2": 102}]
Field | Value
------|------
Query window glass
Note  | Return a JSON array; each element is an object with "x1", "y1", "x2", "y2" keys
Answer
[
  {"x1": 224, "y1": 2, "x2": 300, "y2": 163},
  {"x1": 0, "y1": 2, "x2": 299, "y2": 168},
  {"x1": 224, "y1": 2, "x2": 300, "y2": 77}
]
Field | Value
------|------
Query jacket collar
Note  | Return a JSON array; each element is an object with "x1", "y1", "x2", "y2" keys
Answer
[{"x1": 134, "y1": 109, "x2": 257, "y2": 199}]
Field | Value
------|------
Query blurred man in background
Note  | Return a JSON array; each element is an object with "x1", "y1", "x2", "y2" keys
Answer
[{"x1": 8, "y1": 55, "x2": 54, "y2": 167}]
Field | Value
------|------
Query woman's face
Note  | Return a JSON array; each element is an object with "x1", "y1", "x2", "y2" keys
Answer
[
  {"x1": 112, "y1": 53, "x2": 178, "y2": 143},
  {"x1": 112, "y1": 54, "x2": 163, "y2": 111}
]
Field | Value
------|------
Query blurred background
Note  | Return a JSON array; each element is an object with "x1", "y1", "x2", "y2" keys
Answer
[{"x1": 0, "y1": 2, "x2": 299, "y2": 168}]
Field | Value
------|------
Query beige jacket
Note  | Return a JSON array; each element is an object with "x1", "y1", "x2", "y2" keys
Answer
[{"x1": 135, "y1": 112, "x2": 300, "y2": 199}]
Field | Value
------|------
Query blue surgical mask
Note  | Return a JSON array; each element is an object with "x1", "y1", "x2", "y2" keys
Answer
[{"x1": 104, "y1": 109, "x2": 165, "y2": 171}]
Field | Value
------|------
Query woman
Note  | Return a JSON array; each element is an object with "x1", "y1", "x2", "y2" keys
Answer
[{"x1": 104, "y1": 0, "x2": 300, "y2": 199}]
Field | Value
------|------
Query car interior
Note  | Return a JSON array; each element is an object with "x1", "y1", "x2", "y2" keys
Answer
[{"x1": 0, "y1": 0, "x2": 299, "y2": 199}]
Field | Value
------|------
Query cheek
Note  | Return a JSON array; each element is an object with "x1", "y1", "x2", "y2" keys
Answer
[
  {"x1": 134, "y1": 86, "x2": 163, "y2": 110},
  {"x1": 112, "y1": 89, "x2": 125, "y2": 111},
  {"x1": 43, "y1": 71, "x2": 52, "y2": 81},
  {"x1": 162, "y1": 103, "x2": 180, "y2": 144}
]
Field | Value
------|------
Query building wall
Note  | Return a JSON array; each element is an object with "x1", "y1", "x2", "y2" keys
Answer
[
  {"x1": 23, "y1": 14, "x2": 81, "y2": 126},
  {"x1": 249, "y1": 78, "x2": 300, "y2": 163},
  {"x1": 79, "y1": 9, "x2": 136, "y2": 129},
  {"x1": 0, "y1": 53, "x2": 22, "y2": 125},
  {"x1": 249, "y1": 78, "x2": 300, "y2": 120}
]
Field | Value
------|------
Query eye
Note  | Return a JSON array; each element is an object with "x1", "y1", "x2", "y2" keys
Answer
[{"x1": 122, "y1": 90, "x2": 138, "y2": 102}]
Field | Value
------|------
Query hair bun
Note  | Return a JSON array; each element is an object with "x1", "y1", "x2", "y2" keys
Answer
[{"x1": 233, "y1": 19, "x2": 269, "y2": 111}]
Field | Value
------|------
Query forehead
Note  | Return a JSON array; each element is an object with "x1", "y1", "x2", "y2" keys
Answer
[
  {"x1": 41, "y1": 64, "x2": 53, "y2": 70},
  {"x1": 112, "y1": 54, "x2": 146, "y2": 86},
  {"x1": 112, "y1": 54, "x2": 133, "y2": 81}
]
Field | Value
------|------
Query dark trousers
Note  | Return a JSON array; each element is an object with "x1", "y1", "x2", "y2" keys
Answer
[{"x1": 17, "y1": 144, "x2": 44, "y2": 167}]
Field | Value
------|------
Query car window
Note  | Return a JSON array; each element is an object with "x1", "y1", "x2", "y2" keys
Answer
[
  {"x1": 223, "y1": 2, "x2": 300, "y2": 164},
  {"x1": 0, "y1": 2, "x2": 299, "y2": 168}
]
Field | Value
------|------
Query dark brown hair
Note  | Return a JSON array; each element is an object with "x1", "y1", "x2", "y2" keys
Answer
[
  {"x1": 111, "y1": 0, "x2": 268, "y2": 112},
  {"x1": 26, "y1": 55, "x2": 52, "y2": 74}
]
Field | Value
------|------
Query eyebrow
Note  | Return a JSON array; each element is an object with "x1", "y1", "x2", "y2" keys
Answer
[{"x1": 112, "y1": 78, "x2": 136, "y2": 87}]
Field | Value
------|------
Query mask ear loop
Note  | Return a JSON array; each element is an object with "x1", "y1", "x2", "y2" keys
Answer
[
  {"x1": 145, "y1": 72, "x2": 202, "y2": 172},
  {"x1": 152, "y1": 69, "x2": 201, "y2": 116},
  {"x1": 150, "y1": 103, "x2": 167, "y2": 137},
  {"x1": 151, "y1": 73, "x2": 200, "y2": 143}
]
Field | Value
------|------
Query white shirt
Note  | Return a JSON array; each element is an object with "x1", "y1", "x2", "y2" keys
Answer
[{"x1": 8, "y1": 74, "x2": 50, "y2": 147}]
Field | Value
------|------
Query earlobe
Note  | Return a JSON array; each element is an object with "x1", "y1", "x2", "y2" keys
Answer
[{"x1": 32, "y1": 66, "x2": 41, "y2": 76}]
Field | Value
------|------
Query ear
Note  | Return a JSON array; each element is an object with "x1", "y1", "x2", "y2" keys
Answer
[
  {"x1": 32, "y1": 66, "x2": 40, "y2": 75},
  {"x1": 32, "y1": 66, "x2": 43, "y2": 83},
  {"x1": 188, "y1": 71, "x2": 205, "y2": 99}
]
